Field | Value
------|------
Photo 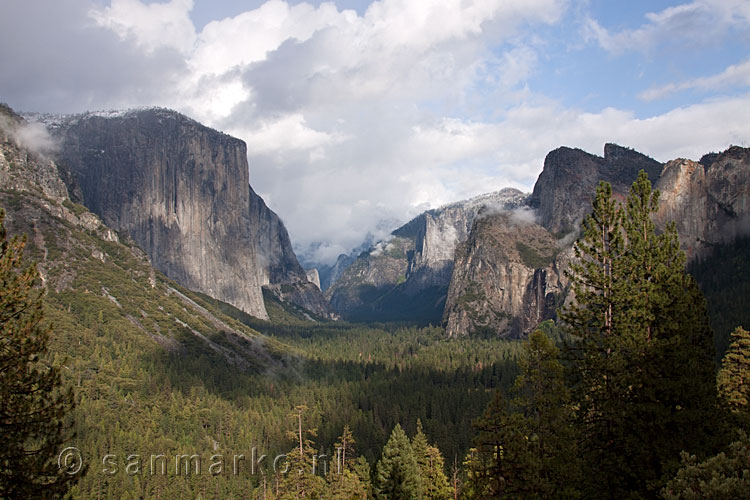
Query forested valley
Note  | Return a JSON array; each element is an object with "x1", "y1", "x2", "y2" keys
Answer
[{"x1": 4, "y1": 169, "x2": 750, "y2": 499}]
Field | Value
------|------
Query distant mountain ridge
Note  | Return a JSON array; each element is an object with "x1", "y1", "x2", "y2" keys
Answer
[
  {"x1": 324, "y1": 188, "x2": 526, "y2": 323},
  {"x1": 17, "y1": 101, "x2": 750, "y2": 338},
  {"x1": 528, "y1": 143, "x2": 663, "y2": 235}
]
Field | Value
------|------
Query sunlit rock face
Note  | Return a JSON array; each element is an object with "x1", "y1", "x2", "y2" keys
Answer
[
  {"x1": 443, "y1": 210, "x2": 572, "y2": 338},
  {"x1": 447, "y1": 144, "x2": 750, "y2": 338},
  {"x1": 655, "y1": 147, "x2": 750, "y2": 260}
]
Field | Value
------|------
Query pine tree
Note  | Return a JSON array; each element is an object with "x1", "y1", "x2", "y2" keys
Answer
[
  {"x1": 621, "y1": 171, "x2": 720, "y2": 491},
  {"x1": 561, "y1": 172, "x2": 721, "y2": 498},
  {"x1": 328, "y1": 426, "x2": 370, "y2": 500},
  {"x1": 374, "y1": 423, "x2": 421, "y2": 500},
  {"x1": 276, "y1": 406, "x2": 326, "y2": 499},
  {"x1": 412, "y1": 420, "x2": 451, "y2": 500},
  {"x1": 717, "y1": 326, "x2": 750, "y2": 419},
  {"x1": 563, "y1": 181, "x2": 624, "y2": 340},
  {"x1": 513, "y1": 329, "x2": 579, "y2": 499},
  {"x1": 334, "y1": 424, "x2": 357, "y2": 474},
  {"x1": 464, "y1": 391, "x2": 530, "y2": 499},
  {"x1": 662, "y1": 431, "x2": 750, "y2": 500},
  {"x1": 560, "y1": 180, "x2": 629, "y2": 498},
  {"x1": 465, "y1": 330, "x2": 578, "y2": 499},
  {"x1": 0, "y1": 208, "x2": 77, "y2": 498}
]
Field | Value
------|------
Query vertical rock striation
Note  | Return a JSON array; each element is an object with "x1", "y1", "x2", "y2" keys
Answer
[
  {"x1": 53, "y1": 108, "x2": 332, "y2": 320},
  {"x1": 442, "y1": 210, "x2": 571, "y2": 338},
  {"x1": 655, "y1": 147, "x2": 750, "y2": 259}
]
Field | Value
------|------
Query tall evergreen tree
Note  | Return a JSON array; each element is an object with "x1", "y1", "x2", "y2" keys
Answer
[
  {"x1": 561, "y1": 172, "x2": 721, "y2": 498},
  {"x1": 717, "y1": 326, "x2": 750, "y2": 419},
  {"x1": 0, "y1": 209, "x2": 77, "y2": 498},
  {"x1": 328, "y1": 426, "x2": 371, "y2": 500},
  {"x1": 560, "y1": 180, "x2": 629, "y2": 498},
  {"x1": 463, "y1": 391, "x2": 526, "y2": 499},
  {"x1": 412, "y1": 420, "x2": 451, "y2": 500},
  {"x1": 374, "y1": 424, "x2": 421, "y2": 500},
  {"x1": 276, "y1": 406, "x2": 326, "y2": 499},
  {"x1": 465, "y1": 330, "x2": 578, "y2": 499},
  {"x1": 512, "y1": 329, "x2": 579, "y2": 499}
]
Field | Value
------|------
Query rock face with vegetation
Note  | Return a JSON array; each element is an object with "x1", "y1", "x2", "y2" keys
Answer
[
  {"x1": 443, "y1": 210, "x2": 571, "y2": 337},
  {"x1": 325, "y1": 235, "x2": 414, "y2": 320},
  {"x1": 326, "y1": 188, "x2": 525, "y2": 322},
  {"x1": 48, "y1": 108, "x2": 331, "y2": 319},
  {"x1": 443, "y1": 143, "x2": 750, "y2": 337},
  {"x1": 0, "y1": 104, "x2": 286, "y2": 370}
]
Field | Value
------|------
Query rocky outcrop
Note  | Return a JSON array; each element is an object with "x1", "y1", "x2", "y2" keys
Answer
[
  {"x1": 51, "y1": 108, "x2": 330, "y2": 320},
  {"x1": 305, "y1": 269, "x2": 321, "y2": 290},
  {"x1": 249, "y1": 185, "x2": 307, "y2": 285},
  {"x1": 315, "y1": 253, "x2": 356, "y2": 292},
  {"x1": 655, "y1": 147, "x2": 750, "y2": 260},
  {"x1": 1, "y1": 104, "x2": 286, "y2": 371},
  {"x1": 444, "y1": 143, "x2": 665, "y2": 337},
  {"x1": 401, "y1": 189, "x2": 525, "y2": 290},
  {"x1": 446, "y1": 144, "x2": 750, "y2": 337},
  {"x1": 0, "y1": 104, "x2": 69, "y2": 203},
  {"x1": 529, "y1": 143, "x2": 662, "y2": 235},
  {"x1": 443, "y1": 210, "x2": 571, "y2": 338}
]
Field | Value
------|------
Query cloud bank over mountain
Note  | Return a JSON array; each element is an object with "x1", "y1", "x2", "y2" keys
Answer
[{"x1": 2, "y1": 0, "x2": 749, "y2": 263}]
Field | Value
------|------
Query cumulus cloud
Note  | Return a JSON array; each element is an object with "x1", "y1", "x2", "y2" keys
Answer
[
  {"x1": 89, "y1": 0, "x2": 197, "y2": 54},
  {"x1": 0, "y1": 0, "x2": 187, "y2": 114},
  {"x1": 3, "y1": 0, "x2": 750, "y2": 266}
]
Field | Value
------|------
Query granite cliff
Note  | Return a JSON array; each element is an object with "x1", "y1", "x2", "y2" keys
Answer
[
  {"x1": 655, "y1": 147, "x2": 750, "y2": 260},
  {"x1": 47, "y1": 108, "x2": 331, "y2": 320},
  {"x1": 444, "y1": 144, "x2": 662, "y2": 337},
  {"x1": 325, "y1": 188, "x2": 526, "y2": 322},
  {"x1": 0, "y1": 102, "x2": 288, "y2": 373},
  {"x1": 443, "y1": 210, "x2": 572, "y2": 338},
  {"x1": 529, "y1": 143, "x2": 662, "y2": 235}
]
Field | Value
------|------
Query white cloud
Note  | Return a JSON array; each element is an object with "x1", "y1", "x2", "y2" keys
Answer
[
  {"x1": 639, "y1": 58, "x2": 750, "y2": 101},
  {"x1": 239, "y1": 113, "x2": 347, "y2": 158},
  {"x1": 89, "y1": 0, "x2": 197, "y2": 54},
  {"x1": 584, "y1": 0, "x2": 750, "y2": 54},
  {"x1": 5, "y1": 0, "x2": 750, "y2": 266},
  {"x1": 189, "y1": 0, "x2": 349, "y2": 78}
]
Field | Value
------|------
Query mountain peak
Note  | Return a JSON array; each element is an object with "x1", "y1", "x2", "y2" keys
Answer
[{"x1": 530, "y1": 144, "x2": 662, "y2": 234}]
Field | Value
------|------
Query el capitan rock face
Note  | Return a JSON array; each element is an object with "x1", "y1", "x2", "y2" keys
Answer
[{"x1": 53, "y1": 108, "x2": 332, "y2": 320}]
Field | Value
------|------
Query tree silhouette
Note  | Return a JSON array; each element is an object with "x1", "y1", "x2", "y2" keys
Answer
[{"x1": 0, "y1": 208, "x2": 77, "y2": 498}]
